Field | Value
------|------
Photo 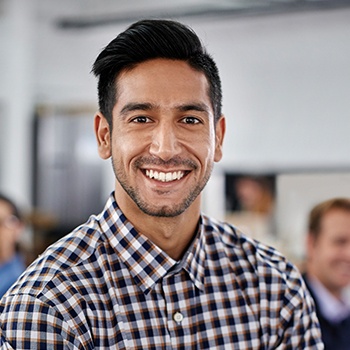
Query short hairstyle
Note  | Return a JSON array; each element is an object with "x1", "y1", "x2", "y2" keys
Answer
[
  {"x1": 0, "y1": 193, "x2": 21, "y2": 220},
  {"x1": 92, "y1": 19, "x2": 222, "y2": 127},
  {"x1": 308, "y1": 198, "x2": 350, "y2": 237}
]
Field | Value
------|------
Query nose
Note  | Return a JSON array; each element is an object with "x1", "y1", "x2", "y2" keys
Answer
[{"x1": 149, "y1": 121, "x2": 181, "y2": 161}]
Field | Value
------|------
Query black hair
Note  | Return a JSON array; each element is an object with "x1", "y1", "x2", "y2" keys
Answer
[
  {"x1": 91, "y1": 19, "x2": 222, "y2": 127},
  {"x1": 0, "y1": 193, "x2": 21, "y2": 220}
]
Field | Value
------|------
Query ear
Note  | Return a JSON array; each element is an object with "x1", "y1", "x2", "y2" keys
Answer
[
  {"x1": 306, "y1": 232, "x2": 317, "y2": 259},
  {"x1": 94, "y1": 112, "x2": 111, "y2": 159},
  {"x1": 214, "y1": 115, "x2": 226, "y2": 162}
]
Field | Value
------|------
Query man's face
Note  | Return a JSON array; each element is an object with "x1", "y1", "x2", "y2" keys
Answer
[
  {"x1": 308, "y1": 209, "x2": 350, "y2": 294},
  {"x1": 95, "y1": 58, "x2": 225, "y2": 217}
]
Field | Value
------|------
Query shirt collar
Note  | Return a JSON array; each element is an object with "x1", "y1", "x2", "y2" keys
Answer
[
  {"x1": 308, "y1": 275, "x2": 350, "y2": 323},
  {"x1": 181, "y1": 217, "x2": 206, "y2": 291},
  {"x1": 99, "y1": 193, "x2": 206, "y2": 294},
  {"x1": 167, "y1": 217, "x2": 206, "y2": 291}
]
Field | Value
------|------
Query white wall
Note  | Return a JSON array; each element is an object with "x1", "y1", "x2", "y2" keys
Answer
[
  {"x1": 192, "y1": 10, "x2": 350, "y2": 171},
  {"x1": 0, "y1": 0, "x2": 36, "y2": 208},
  {"x1": 1, "y1": 2, "x2": 350, "y2": 219}
]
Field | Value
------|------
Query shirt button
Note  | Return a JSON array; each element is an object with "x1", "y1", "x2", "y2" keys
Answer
[{"x1": 173, "y1": 312, "x2": 184, "y2": 323}]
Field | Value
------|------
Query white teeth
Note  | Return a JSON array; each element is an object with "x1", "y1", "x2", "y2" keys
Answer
[{"x1": 145, "y1": 170, "x2": 184, "y2": 182}]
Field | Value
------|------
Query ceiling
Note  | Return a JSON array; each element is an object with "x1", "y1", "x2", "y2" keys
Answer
[{"x1": 35, "y1": 0, "x2": 350, "y2": 30}]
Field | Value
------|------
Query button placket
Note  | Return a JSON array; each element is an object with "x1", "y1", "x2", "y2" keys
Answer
[{"x1": 163, "y1": 274, "x2": 186, "y2": 332}]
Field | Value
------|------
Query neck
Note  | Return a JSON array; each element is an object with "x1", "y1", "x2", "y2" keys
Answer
[
  {"x1": 307, "y1": 270, "x2": 343, "y2": 300},
  {"x1": 140, "y1": 216, "x2": 199, "y2": 260},
  {"x1": 115, "y1": 195, "x2": 201, "y2": 261}
]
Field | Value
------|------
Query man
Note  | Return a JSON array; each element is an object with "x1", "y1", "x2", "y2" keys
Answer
[
  {"x1": 0, "y1": 19, "x2": 323, "y2": 349},
  {"x1": 303, "y1": 198, "x2": 350, "y2": 349},
  {"x1": 0, "y1": 194, "x2": 26, "y2": 299}
]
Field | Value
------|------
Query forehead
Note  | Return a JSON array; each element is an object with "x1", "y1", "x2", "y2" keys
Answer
[
  {"x1": 115, "y1": 58, "x2": 211, "y2": 105},
  {"x1": 0, "y1": 200, "x2": 13, "y2": 216},
  {"x1": 320, "y1": 209, "x2": 350, "y2": 236}
]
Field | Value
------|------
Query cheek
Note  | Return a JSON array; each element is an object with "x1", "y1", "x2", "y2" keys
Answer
[
  {"x1": 324, "y1": 246, "x2": 344, "y2": 264},
  {"x1": 113, "y1": 132, "x2": 142, "y2": 156},
  {"x1": 0, "y1": 230, "x2": 14, "y2": 243},
  {"x1": 190, "y1": 135, "x2": 215, "y2": 161},
  {"x1": 112, "y1": 134, "x2": 152, "y2": 175},
  {"x1": 311, "y1": 244, "x2": 332, "y2": 266},
  {"x1": 191, "y1": 147, "x2": 213, "y2": 169}
]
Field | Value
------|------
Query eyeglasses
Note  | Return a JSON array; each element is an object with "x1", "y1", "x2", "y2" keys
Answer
[{"x1": 0, "y1": 215, "x2": 20, "y2": 229}]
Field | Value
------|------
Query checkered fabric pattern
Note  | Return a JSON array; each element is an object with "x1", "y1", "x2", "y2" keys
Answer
[{"x1": 0, "y1": 193, "x2": 323, "y2": 349}]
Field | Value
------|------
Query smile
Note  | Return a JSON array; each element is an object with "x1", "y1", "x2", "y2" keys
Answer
[{"x1": 145, "y1": 169, "x2": 185, "y2": 182}]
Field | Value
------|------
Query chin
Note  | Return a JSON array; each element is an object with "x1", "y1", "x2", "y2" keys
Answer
[{"x1": 138, "y1": 204, "x2": 187, "y2": 218}]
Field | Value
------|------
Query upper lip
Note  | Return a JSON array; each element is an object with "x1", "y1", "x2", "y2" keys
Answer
[{"x1": 135, "y1": 156, "x2": 197, "y2": 171}]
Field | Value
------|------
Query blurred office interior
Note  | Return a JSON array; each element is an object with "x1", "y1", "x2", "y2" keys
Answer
[{"x1": 0, "y1": 0, "x2": 350, "y2": 264}]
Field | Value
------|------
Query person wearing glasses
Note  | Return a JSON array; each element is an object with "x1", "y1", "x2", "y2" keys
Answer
[{"x1": 0, "y1": 194, "x2": 25, "y2": 299}]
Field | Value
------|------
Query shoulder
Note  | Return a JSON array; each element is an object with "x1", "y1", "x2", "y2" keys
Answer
[
  {"x1": 202, "y1": 215, "x2": 323, "y2": 347},
  {"x1": 203, "y1": 215, "x2": 293, "y2": 269},
  {"x1": 202, "y1": 215, "x2": 305, "y2": 292},
  {"x1": 0, "y1": 206, "x2": 118, "y2": 348},
  {"x1": 2, "y1": 214, "x2": 106, "y2": 300}
]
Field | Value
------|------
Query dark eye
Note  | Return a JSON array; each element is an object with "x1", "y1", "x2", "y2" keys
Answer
[
  {"x1": 182, "y1": 116, "x2": 200, "y2": 124},
  {"x1": 131, "y1": 116, "x2": 151, "y2": 123},
  {"x1": 333, "y1": 238, "x2": 348, "y2": 246}
]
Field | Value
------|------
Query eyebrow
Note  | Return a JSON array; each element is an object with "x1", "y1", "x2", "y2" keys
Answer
[
  {"x1": 120, "y1": 102, "x2": 154, "y2": 115},
  {"x1": 176, "y1": 103, "x2": 210, "y2": 114},
  {"x1": 120, "y1": 102, "x2": 210, "y2": 116}
]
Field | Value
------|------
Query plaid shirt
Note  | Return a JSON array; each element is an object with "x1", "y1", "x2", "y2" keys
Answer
[{"x1": 0, "y1": 193, "x2": 323, "y2": 349}]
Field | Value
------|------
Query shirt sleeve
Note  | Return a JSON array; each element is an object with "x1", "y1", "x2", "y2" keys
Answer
[
  {"x1": 275, "y1": 271, "x2": 325, "y2": 349},
  {"x1": 0, "y1": 293, "x2": 85, "y2": 350},
  {"x1": 0, "y1": 327, "x2": 14, "y2": 350}
]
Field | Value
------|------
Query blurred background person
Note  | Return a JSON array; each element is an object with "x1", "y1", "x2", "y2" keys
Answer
[
  {"x1": 234, "y1": 175, "x2": 275, "y2": 215},
  {"x1": 225, "y1": 174, "x2": 277, "y2": 245},
  {"x1": 0, "y1": 194, "x2": 26, "y2": 299},
  {"x1": 303, "y1": 198, "x2": 350, "y2": 350}
]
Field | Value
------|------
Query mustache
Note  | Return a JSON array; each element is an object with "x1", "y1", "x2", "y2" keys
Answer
[{"x1": 134, "y1": 156, "x2": 198, "y2": 170}]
